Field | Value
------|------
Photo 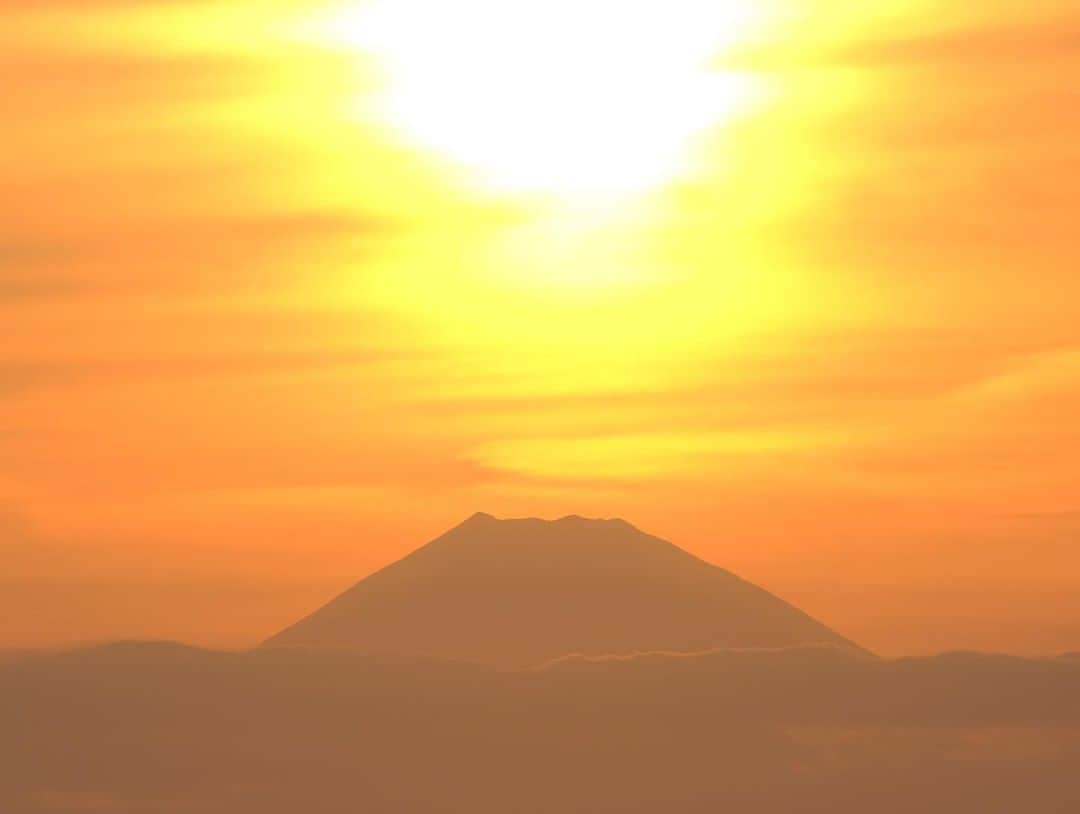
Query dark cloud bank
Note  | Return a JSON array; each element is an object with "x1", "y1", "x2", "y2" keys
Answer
[{"x1": 3, "y1": 643, "x2": 1079, "y2": 813}]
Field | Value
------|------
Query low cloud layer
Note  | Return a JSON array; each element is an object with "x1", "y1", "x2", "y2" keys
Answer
[{"x1": 2, "y1": 644, "x2": 1078, "y2": 812}]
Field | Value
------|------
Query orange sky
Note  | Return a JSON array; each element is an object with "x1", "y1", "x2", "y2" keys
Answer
[{"x1": 3, "y1": 0, "x2": 1080, "y2": 655}]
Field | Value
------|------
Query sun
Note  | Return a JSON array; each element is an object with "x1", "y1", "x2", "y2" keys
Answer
[{"x1": 320, "y1": 0, "x2": 762, "y2": 202}]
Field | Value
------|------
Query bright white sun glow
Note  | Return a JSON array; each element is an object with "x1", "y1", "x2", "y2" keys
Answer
[{"x1": 320, "y1": 0, "x2": 762, "y2": 200}]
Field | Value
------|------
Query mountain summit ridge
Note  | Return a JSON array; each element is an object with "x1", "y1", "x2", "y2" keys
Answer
[{"x1": 264, "y1": 513, "x2": 861, "y2": 665}]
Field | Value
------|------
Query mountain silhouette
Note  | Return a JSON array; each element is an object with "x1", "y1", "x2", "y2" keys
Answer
[{"x1": 264, "y1": 513, "x2": 860, "y2": 665}]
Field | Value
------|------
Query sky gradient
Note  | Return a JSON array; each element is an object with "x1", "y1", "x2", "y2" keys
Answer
[{"x1": 3, "y1": 0, "x2": 1080, "y2": 654}]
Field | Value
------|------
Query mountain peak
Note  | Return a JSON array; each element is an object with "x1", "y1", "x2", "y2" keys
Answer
[
  {"x1": 556, "y1": 513, "x2": 633, "y2": 526},
  {"x1": 458, "y1": 512, "x2": 637, "y2": 533},
  {"x1": 265, "y1": 515, "x2": 860, "y2": 665},
  {"x1": 462, "y1": 512, "x2": 631, "y2": 524}
]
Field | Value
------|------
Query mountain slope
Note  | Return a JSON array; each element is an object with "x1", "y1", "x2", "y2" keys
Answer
[{"x1": 264, "y1": 513, "x2": 860, "y2": 665}]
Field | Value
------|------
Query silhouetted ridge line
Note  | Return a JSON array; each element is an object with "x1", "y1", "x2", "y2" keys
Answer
[{"x1": 264, "y1": 513, "x2": 862, "y2": 665}]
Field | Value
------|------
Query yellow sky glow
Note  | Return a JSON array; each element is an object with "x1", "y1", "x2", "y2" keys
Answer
[
  {"x1": 313, "y1": 0, "x2": 764, "y2": 200},
  {"x1": 2, "y1": 0, "x2": 1080, "y2": 656}
]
